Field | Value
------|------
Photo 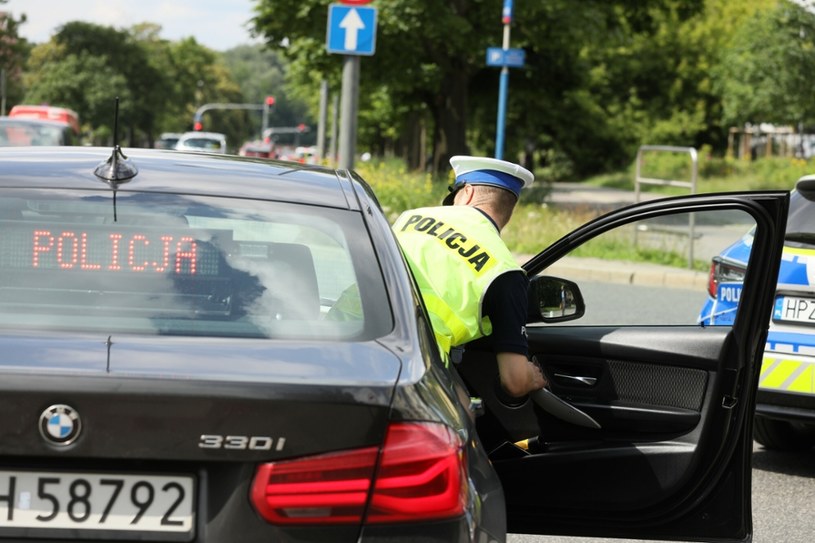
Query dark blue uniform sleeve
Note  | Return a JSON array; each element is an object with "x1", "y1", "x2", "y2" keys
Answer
[{"x1": 482, "y1": 270, "x2": 529, "y2": 357}]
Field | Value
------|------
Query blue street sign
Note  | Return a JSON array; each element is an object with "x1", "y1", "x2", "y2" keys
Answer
[
  {"x1": 327, "y1": 4, "x2": 377, "y2": 56},
  {"x1": 486, "y1": 47, "x2": 525, "y2": 68}
]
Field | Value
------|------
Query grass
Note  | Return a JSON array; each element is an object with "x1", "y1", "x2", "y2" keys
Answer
[{"x1": 585, "y1": 153, "x2": 810, "y2": 194}]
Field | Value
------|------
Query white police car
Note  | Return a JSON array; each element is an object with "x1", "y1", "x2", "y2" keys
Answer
[{"x1": 699, "y1": 175, "x2": 815, "y2": 450}]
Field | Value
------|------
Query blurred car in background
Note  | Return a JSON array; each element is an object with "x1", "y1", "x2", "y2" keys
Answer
[
  {"x1": 277, "y1": 145, "x2": 318, "y2": 164},
  {"x1": 239, "y1": 139, "x2": 277, "y2": 159},
  {"x1": 154, "y1": 132, "x2": 182, "y2": 150},
  {"x1": 0, "y1": 117, "x2": 79, "y2": 146},
  {"x1": 699, "y1": 175, "x2": 815, "y2": 450},
  {"x1": 8, "y1": 104, "x2": 80, "y2": 136},
  {"x1": 294, "y1": 145, "x2": 318, "y2": 164},
  {"x1": 174, "y1": 131, "x2": 227, "y2": 154}
]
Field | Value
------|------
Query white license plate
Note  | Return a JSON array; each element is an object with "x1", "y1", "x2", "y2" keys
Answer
[
  {"x1": 0, "y1": 470, "x2": 194, "y2": 537},
  {"x1": 773, "y1": 295, "x2": 815, "y2": 324}
]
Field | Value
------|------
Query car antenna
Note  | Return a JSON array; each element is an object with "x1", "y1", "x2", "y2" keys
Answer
[{"x1": 94, "y1": 97, "x2": 138, "y2": 222}]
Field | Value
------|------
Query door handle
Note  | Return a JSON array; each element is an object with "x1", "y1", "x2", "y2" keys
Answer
[{"x1": 554, "y1": 373, "x2": 597, "y2": 387}]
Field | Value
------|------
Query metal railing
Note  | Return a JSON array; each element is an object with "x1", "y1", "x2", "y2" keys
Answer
[{"x1": 634, "y1": 145, "x2": 698, "y2": 268}]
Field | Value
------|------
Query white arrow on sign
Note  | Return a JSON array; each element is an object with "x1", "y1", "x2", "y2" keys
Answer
[{"x1": 340, "y1": 8, "x2": 365, "y2": 51}]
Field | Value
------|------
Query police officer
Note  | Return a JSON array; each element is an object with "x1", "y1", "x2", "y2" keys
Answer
[{"x1": 393, "y1": 155, "x2": 546, "y2": 398}]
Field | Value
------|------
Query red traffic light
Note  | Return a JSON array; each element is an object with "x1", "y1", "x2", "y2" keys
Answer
[
  {"x1": 193, "y1": 121, "x2": 203, "y2": 131},
  {"x1": 265, "y1": 96, "x2": 275, "y2": 106}
]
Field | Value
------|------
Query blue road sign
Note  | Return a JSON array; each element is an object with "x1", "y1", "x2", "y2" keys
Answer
[
  {"x1": 486, "y1": 47, "x2": 525, "y2": 68},
  {"x1": 327, "y1": 4, "x2": 377, "y2": 56}
]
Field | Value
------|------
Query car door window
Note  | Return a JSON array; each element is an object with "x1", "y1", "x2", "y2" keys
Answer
[{"x1": 538, "y1": 209, "x2": 755, "y2": 326}]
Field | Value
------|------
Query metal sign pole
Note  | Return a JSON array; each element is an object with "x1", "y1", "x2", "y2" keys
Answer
[
  {"x1": 494, "y1": 1, "x2": 513, "y2": 160},
  {"x1": 330, "y1": 93, "x2": 339, "y2": 166},
  {"x1": 317, "y1": 80, "x2": 329, "y2": 163},
  {"x1": 496, "y1": 65, "x2": 509, "y2": 160},
  {"x1": 338, "y1": 56, "x2": 360, "y2": 170},
  {"x1": 327, "y1": 3, "x2": 377, "y2": 171}
]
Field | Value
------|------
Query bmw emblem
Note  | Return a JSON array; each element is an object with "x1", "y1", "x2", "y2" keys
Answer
[{"x1": 39, "y1": 404, "x2": 81, "y2": 446}]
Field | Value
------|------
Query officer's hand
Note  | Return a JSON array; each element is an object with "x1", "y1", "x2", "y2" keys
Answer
[{"x1": 528, "y1": 356, "x2": 548, "y2": 391}]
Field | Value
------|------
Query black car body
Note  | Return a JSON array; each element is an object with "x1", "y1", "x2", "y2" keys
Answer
[{"x1": 0, "y1": 146, "x2": 788, "y2": 542}]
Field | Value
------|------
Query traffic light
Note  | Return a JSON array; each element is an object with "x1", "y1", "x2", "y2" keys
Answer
[
  {"x1": 262, "y1": 97, "x2": 275, "y2": 137},
  {"x1": 193, "y1": 121, "x2": 203, "y2": 131}
]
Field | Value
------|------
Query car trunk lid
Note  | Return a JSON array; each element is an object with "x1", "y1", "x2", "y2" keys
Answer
[{"x1": 0, "y1": 334, "x2": 401, "y2": 461}]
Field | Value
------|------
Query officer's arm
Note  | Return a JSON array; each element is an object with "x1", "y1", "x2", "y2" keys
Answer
[{"x1": 497, "y1": 351, "x2": 547, "y2": 397}]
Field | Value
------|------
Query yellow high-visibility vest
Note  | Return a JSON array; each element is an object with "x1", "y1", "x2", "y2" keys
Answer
[{"x1": 393, "y1": 205, "x2": 522, "y2": 360}]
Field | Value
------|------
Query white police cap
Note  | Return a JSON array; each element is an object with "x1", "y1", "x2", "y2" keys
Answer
[{"x1": 444, "y1": 155, "x2": 534, "y2": 205}]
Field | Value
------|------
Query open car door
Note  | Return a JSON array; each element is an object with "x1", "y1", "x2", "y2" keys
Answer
[{"x1": 455, "y1": 191, "x2": 788, "y2": 541}]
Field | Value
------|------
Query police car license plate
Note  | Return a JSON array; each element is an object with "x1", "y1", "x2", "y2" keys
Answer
[
  {"x1": 774, "y1": 295, "x2": 815, "y2": 324},
  {"x1": 0, "y1": 470, "x2": 194, "y2": 538}
]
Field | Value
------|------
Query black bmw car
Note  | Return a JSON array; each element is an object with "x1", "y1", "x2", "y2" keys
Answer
[{"x1": 0, "y1": 146, "x2": 789, "y2": 542}]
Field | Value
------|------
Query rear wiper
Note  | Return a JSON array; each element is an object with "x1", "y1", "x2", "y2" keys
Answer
[{"x1": 785, "y1": 232, "x2": 815, "y2": 245}]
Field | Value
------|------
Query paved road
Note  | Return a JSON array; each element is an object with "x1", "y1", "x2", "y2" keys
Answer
[{"x1": 544, "y1": 181, "x2": 655, "y2": 213}]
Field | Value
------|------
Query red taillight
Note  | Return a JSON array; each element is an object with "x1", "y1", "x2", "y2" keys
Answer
[
  {"x1": 707, "y1": 260, "x2": 718, "y2": 298},
  {"x1": 707, "y1": 257, "x2": 747, "y2": 298},
  {"x1": 250, "y1": 422, "x2": 466, "y2": 525},
  {"x1": 367, "y1": 422, "x2": 466, "y2": 523}
]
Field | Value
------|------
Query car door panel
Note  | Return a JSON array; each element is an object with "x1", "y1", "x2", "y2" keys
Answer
[
  {"x1": 459, "y1": 327, "x2": 723, "y2": 501},
  {"x1": 456, "y1": 192, "x2": 789, "y2": 541},
  {"x1": 469, "y1": 327, "x2": 724, "y2": 432}
]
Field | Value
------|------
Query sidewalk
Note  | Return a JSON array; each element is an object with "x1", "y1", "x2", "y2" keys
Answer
[{"x1": 544, "y1": 181, "x2": 661, "y2": 212}]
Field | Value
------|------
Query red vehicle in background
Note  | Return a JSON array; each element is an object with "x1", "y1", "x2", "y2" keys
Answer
[{"x1": 8, "y1": 105, "x2": 80, "y2": 136}]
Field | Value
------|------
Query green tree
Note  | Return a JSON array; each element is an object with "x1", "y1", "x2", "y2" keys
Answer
[
  {"x1": 23, "y1": 22, "x2": 163, "y2": 144},
  {"x1": 252, "y1": 0, "x2": 493, "y2": 172},
  {"x1": 717, "y1": 0, "x2": 815, "y2": 128},
  {"x1": 524, "y1": 0, "x2": 773, "y2": 175},
  {"x1": 166, "y1": 38, "x2": 246, "y2": 149},
  {"x1": 222, "y1": 44, "x2": 312, "y2": 143},
  {"x1": 21, "y1": 22, "x2": 247, "y2": 150},
  {"x1": 23, "y1": 42, "x2": 131, "y2": 142},
  {"x1": 0, "y1": 5, "x2": 32, "y2": 111},
  {"x1": 251, "y1": 0, "x2": 721, "y2": 175}
]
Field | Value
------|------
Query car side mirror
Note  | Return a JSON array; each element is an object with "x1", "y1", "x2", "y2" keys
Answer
[{"x1": 527, "y1": 275, "x2": 585, "y2": 323}]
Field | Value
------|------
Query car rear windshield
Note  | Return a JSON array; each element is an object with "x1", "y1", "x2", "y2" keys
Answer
[{"x1": 0, "y1": 189, "x2": 392, "y2": 340}]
